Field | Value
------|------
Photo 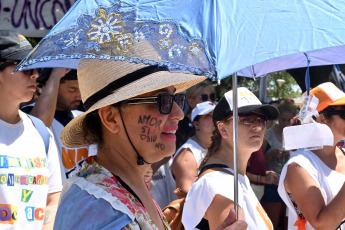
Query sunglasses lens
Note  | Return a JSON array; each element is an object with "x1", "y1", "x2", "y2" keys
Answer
[
  {"x1": 22, "y1": 69, "x2": 33, "y2": 75},
  {"x1": 158, "y1": 94, "x2": 186, "y2": 114},
  {"x1": 174, "y1": 94, "x2": 186, "y2": 110},
  {"x1": 159, "y1": 95, "x2": 173, "y2": 114},
  {"x1": 210, "y1": 93, "x2": 215, "y2": 101},
  {"x1": 201, "y1": 94, "x2": 208, "y2": 101},
  {"x1": 259, "y1": 118, "x2": 267, "y2": 128},
  {"x1": 239, "y1": 115, "x2": 267, "y2": 127}
]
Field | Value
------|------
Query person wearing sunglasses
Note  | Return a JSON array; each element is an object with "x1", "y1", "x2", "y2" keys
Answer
[
  {"x1": 278, "y1": 82, "x2": 345, "y2": 230},
  {"x1": 149, "y1": 81, "x2": 216, "y2": 209},
  {"x1": 175, "y1": 81, "x2": 215, "y2": 150},
  {"x1": 53, "y1": 41, "x2": 246, "y2": 230},
  {"x1": 182, "y1": 87, "x2": 279, "y2": 230},
  {"x1": 172, "y1": 101, "x2": 216, "y2": 196},
  {"x1": 0, "y1": 30, "x2": 62, "y2": 229}
]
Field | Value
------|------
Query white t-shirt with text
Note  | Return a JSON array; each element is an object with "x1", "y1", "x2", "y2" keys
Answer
[{"x1": 0, "y1": 111, "x2": 62, "y2": 229}]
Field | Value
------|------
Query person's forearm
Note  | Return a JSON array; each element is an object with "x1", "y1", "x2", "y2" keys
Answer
[
  {"x1": 43, "y1": 191, "x2": 61, "y2": 230},
  {"x1": 30, "y1": 69, "x2": 68, "y2": 127},
  {"x1": 42, "y1": 204, "x2": 58, "y2": 230},
  {"x1": 247, "y1": 172, "x2": 258, "y2": 183},
  {"x1": 311, "y1": 183, "x2": 345, "y2": 230}
]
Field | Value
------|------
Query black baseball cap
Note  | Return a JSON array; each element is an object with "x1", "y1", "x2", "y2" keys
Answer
[
  {"x1": 0, "y1": 30, "x2": 32, "y2": 61},
  {"x1": 213, "y1": 87, "x2": 279, "y2": 123}
]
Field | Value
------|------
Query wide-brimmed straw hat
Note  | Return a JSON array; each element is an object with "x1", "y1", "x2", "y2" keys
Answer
[{"x1": 61, "y1": 40, "x2": 206, "y2": 148}]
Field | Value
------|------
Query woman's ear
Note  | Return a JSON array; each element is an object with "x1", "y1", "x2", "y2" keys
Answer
[
  {"x1": 187, "y1": 97, "x2": 196, "y2": 109},
  {"x1": 193, "y1": 120, "x2": 199, "y2": 129},
  {"x1": 316, "y1": 113, "x2": 327, "y2": 124},
  {"x1": 218, "y1": 122, "x2": 229, "y2": 139},
  {"x1": 98, "y1": 105, "x2": 121, "y2": 134}
]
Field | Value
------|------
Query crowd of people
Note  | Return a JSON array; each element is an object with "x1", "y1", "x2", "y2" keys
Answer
[{"x1": 1, "y1": 28, "x2": 345, "y2": 230}]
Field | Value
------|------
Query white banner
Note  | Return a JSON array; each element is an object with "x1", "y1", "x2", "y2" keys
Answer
[{"x1": 0, "y1": 0, "x2": 77, "y2": 37}]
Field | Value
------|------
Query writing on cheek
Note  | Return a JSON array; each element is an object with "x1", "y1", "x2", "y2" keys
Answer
[
  {"x1": 138, "y1": 115, "x2": 162, "y2": 129},
  {"x1": 155, "y1": 143, "x2": 165, "y2": 150},
  {"x1": 138, "y1": 115, "x2": 162, "y2": 143},
  {"x1": 140, "y1": 126, "x2": 157, "y2": 142}
]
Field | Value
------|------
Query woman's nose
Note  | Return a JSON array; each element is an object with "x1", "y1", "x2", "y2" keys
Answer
[{"x1": 169, "y1": 101, "x2": 184, "y2": 121}]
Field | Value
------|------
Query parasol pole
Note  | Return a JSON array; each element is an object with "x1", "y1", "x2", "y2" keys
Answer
[{"x1": 232, "y1": 72, "x2": 239, "y2": 219}]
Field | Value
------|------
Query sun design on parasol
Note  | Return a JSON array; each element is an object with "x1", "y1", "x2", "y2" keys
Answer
[
  {"x1": 133, "y1": 25, "x2": 155, "y2": 42},
  {"x1": 189, "y1": 43, "x2": 202, "y2": 56},
  {"x1": 158, "y1": 37, "x2": 172, "y2": 50},
  {"x1": 114, "y1": 33, "x2": 134, "y2": 53},
  {"x1": 56, "y1": 29, "x2": 84, "y2": 49},
  {"x1": 87, "y1": 9, "x2": 125, "y2": 44},
  {"x1": 17, "y1": 1, "x2": 215, "y2": 79}
]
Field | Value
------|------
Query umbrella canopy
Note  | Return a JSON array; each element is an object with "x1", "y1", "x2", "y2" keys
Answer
[
  {"x1": 16, "y1": 0, "x2": 345, "y2": 80},
  {"x1": 14, "y1": 0, "x2": 345, "y2": 219}
]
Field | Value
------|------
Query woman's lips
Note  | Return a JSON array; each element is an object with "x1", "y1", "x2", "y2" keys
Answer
[
  {"x1": 28, "y1": 84, "x2": 37, "y2": 91},
  {"x1": 160, "y1": 127, "x2": 178, "y2": 141}
]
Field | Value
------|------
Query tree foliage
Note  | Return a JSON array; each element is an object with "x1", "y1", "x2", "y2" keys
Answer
[{"x1": 213, "y1": 71, "x2": 302, "y2": 102}]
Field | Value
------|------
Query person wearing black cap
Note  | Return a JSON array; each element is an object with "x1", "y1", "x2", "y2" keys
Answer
[
  {"x1": 22, "y1": 68, "x2": 97, "y2": 185},
  {"x1": 0, "y1": 30, "x2": 62, "y2": 229},
  {"x1": 182, "y1": 87, "x2": 279, "y2": 230}
]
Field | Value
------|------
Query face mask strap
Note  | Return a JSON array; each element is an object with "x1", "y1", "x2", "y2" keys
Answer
[{"x1": 118, "y1": 108, "x2": 152, "y2": 165}]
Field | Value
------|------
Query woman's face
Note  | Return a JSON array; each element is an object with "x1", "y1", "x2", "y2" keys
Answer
[
  {"x1": 121, "y1": 86, "x2": 184, "y2": 163},
  {"x1": 322, "y1": 106, "x2": 345, "y2": 142},
  {"x1": 226, "y1": 114, "x2": 266, "y2": 152},
  {"x1": 194, "y1": 111, "x2": 215, "y2": 143},
  {"x1": 0, "y1": 61, "x2": 39, "y2": 104},
  {"x1": 189, "y1": 87, "x2": 214, "y2": 109},
  {"x1": 278, "y1": 112, "x2": 294, "y2": 129}
]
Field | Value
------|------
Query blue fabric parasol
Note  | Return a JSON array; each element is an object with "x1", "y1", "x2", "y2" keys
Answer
[
  {"x1": 16, "y1": 0, "x2": 345, "y2": 80},
  {"x1": 15, "y1": 0, "x2": 345, "y2": 218}
]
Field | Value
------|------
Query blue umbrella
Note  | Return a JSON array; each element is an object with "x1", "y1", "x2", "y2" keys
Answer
[
  {"x1": 15, "y1": 0, "x2": 345, "y2": 218},
  {"x1": 16, "y1": 0, "x2": 345, "y2": 80}
]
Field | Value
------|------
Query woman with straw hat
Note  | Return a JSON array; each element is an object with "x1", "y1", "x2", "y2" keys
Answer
[
  {"x1": 53, "y1": 41, "x2": 247, "y2": 229},
  {"x1": 278, "y1": 82, "x2": 345, "y2": 230},
  {"x1": 182, "y1": 87, "x2": 279, "y2": 230}
]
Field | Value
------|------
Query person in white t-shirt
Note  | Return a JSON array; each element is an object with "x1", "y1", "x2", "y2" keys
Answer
[
  {"x1": 172, "y1": 101, "x2": 215, "y2": 195},
  {"x1": 0, "y1": 30, "x2": 62, "y2": 229},
  {"x1": 182, "y1": 88, "x2": 279, "y2": 230},
  {"x1": 278, "y1": 82, "x2": 345, "y2": 230},
  {"x1": 150, "y1": 101, "x2": 216, "y2": 209},
  {"x1": 22, "y1": 69, "x2": 96, "y2": 184}
]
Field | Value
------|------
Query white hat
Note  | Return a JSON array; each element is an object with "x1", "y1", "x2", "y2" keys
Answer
[
  {"x1": 213, "y1": 87, "x2": 279, "y2": 122},
  {"x1": 191, "y1": 101, "x2": 216, "y2": 121}
]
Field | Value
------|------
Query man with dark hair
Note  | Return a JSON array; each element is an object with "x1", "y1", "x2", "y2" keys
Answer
[
  {"x1": 0, "y1": 30, "x2": 62, "y2": 229},
  {"x1": 22, "y1": 68, "x2": 96, "y2": 184}
]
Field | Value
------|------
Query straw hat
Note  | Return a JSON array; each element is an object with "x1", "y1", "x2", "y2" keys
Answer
[{"x1": 61, "y1": 40, "x2": 206, "y2": 148}]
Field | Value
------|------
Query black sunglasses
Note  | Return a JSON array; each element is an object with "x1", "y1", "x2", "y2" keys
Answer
[
  {"x1": 0, "y1": 61, "x2": 40, "y2": 76},
  {"x1": 126, "y1": 93, "x2": 186, "y2": 114},
  {"x1": 200, "y1": 93, "x2": 215, "y2": 102}
]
